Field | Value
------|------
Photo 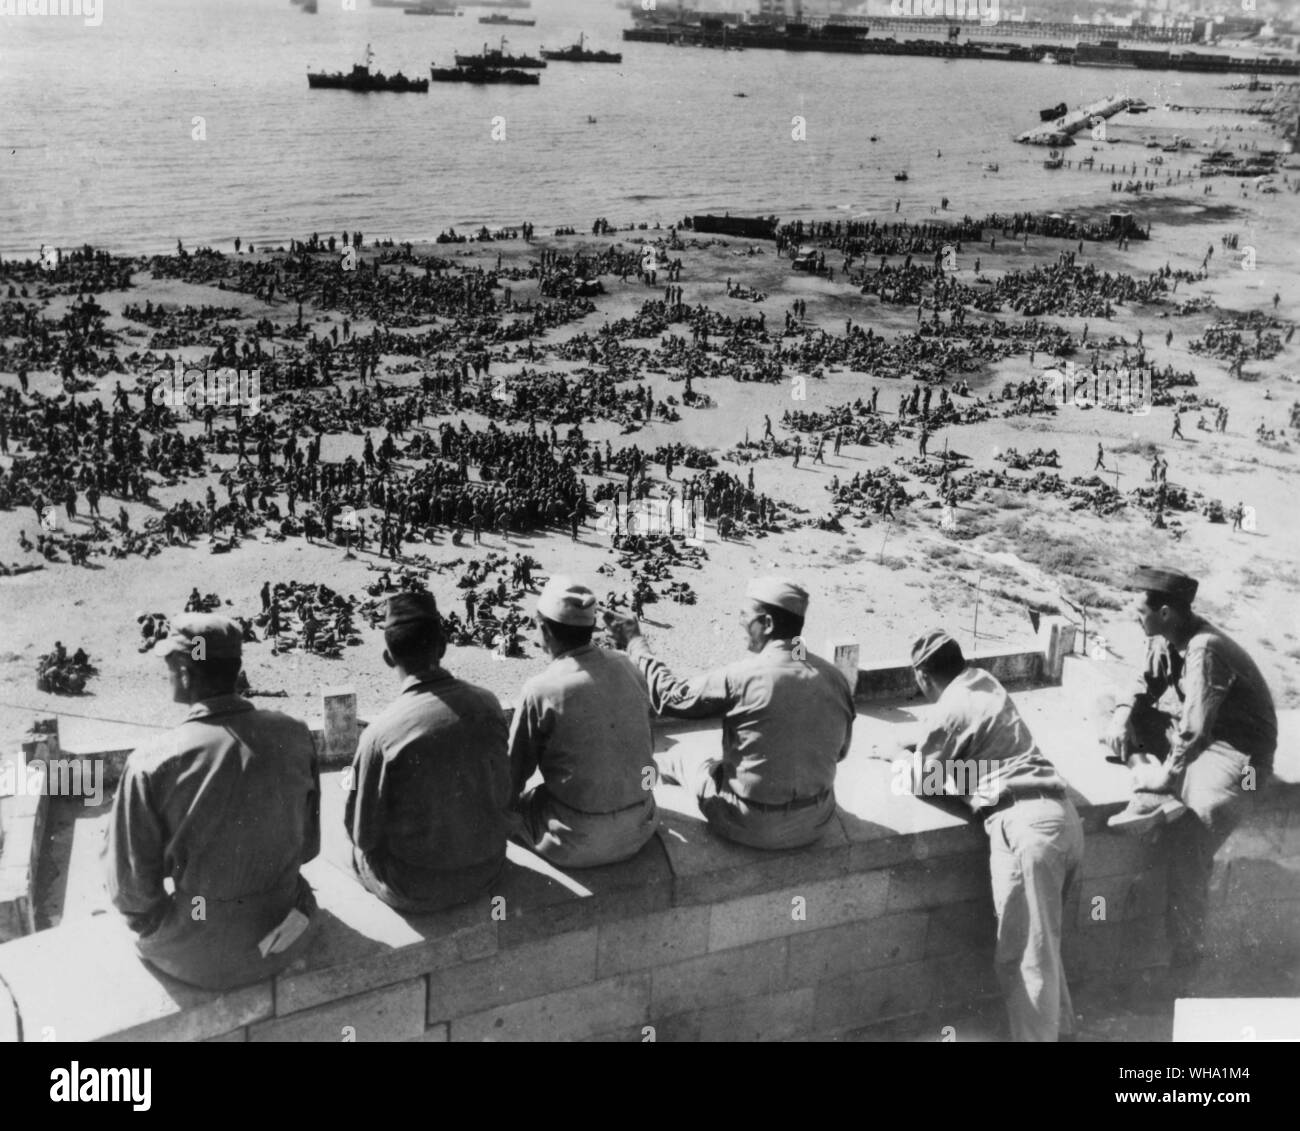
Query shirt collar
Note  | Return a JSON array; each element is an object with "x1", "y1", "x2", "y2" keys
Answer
[
  {"x1": 554, "y1": 642, "x2": 596, "y2": 662},
  {"x1": 935, "y1": 665, "x2": 980, "y2": 705},
  {"x1": 1167, "y1": 616, "x2": 1207, "y2": 657},
  {"x1": 185, "y1": 694, "x2": 255, "y2": 722},
  {"x1": 400, "y1": 669, "x2": 453, "y2": 693}
]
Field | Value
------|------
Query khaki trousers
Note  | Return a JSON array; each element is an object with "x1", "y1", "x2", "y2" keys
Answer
[
  {"x1": 656, "y1": 747, "x2": 837, "y2": 851},
  {"x1": 516, "y1": 786, "x2": 659, "y2": 869},
  {"x1": 985, "y1": 796, "x2": 1084, "y2": 1042}
]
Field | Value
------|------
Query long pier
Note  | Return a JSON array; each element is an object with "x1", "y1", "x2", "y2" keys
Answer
[{"x1": 1016, "y1": 95, "x2": 1132, "y2": 146}]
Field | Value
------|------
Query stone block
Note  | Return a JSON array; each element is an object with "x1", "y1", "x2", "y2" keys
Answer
[
  {"x1": 812, "y1": 960, "x2": 934, "y2": 1032},
  {"x1": 493, "y1": 838, "x2": 673, "y2": 948},
  {"x1": 1076, "y1": 868, "x2": 1167, "y2": 929},
  {"x1": 924, "y1": 899, "x2": 997, "y2": 958},
  {"x1": 249, "y1": 978, "x2": 425, "y2": 1042},
  {"x1": 450, "y1": 974, "x2": 651, "y2": 1042},
  {"x1": 654, "y1": 797, "x2": 850, "y2": 907},
  {"x1": 886, "y1": 853, "x2": 991, "y2": 912},
  {"x1": 0, "y1": 914, "x2": 274, "y2": 1042},
  {"x1": 596, "y1": 905, "x2": 711, "y2": 978},
  {"x1": 787, "y1": 911, "x2": 928, "y2": 983},
  {"x1": 928, "y1": 950, "x2": 1001, "y2": 1010},
  {"x1": 1223, "y1": 853, "x2": 1300, "y2": 906},
  {"x1": 275, "y1": 859, "x2": 498, "y2": 1015},
  {"x1": 1081, "y1": 832, "x2": 1155, "y2": 880},
  {"x1": 1062, "y1": 919, "x2": 1123, "y2": 982},
  {"x1": 427, "y1": 929, "x2": 597, "y2": 1023},
  {"x1": 650, "y1": 938, "x2": 787, "y2": 1018},
  {"x1": 707, "y1": 871, "x2": 890, "y2": 952},
  {"x1": 1112, "y1": 914, "x2": 1170, "y2": 972},
  {"x1": 1205, "y1": 899, "x2": 1300, "y2": 964},
  {"x1": 693, "y1": 988, "x2": 816, "y2": 1042}
]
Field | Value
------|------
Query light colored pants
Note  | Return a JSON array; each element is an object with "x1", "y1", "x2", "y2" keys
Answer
[
  {"x1": 656, "y1": 748, "x2": 837, "y2": 851},
  {"x1": 1164, "y1": 741, "x2": 1257, "y2": 965},
  {"x1": 985, "y1": 796, "x2": 1084, "y2": 1042},
  {"x1": 516, "y1": 786, "x2": 659, "y2": 869}
]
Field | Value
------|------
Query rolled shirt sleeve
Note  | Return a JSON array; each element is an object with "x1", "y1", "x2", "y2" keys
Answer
[
  {"x1": 913, "y1": 713, "x2": 970, "y2": 793},
  {"x1": 1172, "y1": 639, "x2": 1234, "y2": 771},
  {"x1": 627, "y1": 636, "x2": 734, "y2": 719},
  {"x1": 1123, "y1": 636, "x2": 1179, "y2": 713}
]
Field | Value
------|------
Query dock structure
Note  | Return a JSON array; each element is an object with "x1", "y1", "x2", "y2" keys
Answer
[{"x1": 1016, "y1": 95, "x2": 1132, "y2": 146}]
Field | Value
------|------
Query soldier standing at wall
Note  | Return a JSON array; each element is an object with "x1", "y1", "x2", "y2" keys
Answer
[{"x1": 898, "y1": 630, "x2": 1083, "y2": 1041}]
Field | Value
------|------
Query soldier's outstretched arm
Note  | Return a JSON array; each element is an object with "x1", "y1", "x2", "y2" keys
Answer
[
  {"x1": 628, "y1": 638, "x2": 732, "y2": 719},
  {"x1": 605, "y1": 610, "x2": 733, "y2": 718}
]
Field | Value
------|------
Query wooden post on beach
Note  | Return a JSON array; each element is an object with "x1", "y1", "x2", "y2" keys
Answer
[
  {"x1": 322, "y1": 687, "x2": 358, "y2": 764},
  {"x1": 828, "y1": 640, "x2": 860, "y2": 696}
]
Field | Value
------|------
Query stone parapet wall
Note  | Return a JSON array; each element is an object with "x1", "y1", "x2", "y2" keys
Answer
[
  {"x1": 2, "y1": 626, "x2": 1295, "y2": 1041},
  {"x1": 1, "y1": 769, "x2": 1295, "y2": 1042}
]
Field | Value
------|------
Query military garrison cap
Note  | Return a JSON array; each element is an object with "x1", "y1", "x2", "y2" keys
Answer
[
  {"x1": 536, "y1": 575, "x2": 598, "y2": 627},
  {"x1": 383, "y1": 591, "x2": 441, "y2": 629},
  {"x1": 910, "y1": 629, "x2": 962, "y2": 669},
  {"x1": 1130, "y1": 565, "x2": 1198, "y2": 604},
  {"x1": 153, "y1": 613, "x2": 243, "y2": 660},
  {"x1": 746, "y1": 577, "x2": 810, "y2": 618}
]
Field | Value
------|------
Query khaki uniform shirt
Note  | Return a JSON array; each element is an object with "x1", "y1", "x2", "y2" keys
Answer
[
  {"x1": 627, "y1": 636, "x2": 855, "y2": 805},
  {"x1": 508, "y1": 643, "x2": 654, "y2": 813},
  {"x1": 346, "y1": 670, "x2": 510, "y2": 886},
  {"x1": 915, "y1": 666, "x2": 1066, "y2": 813},
  {"x1": 1128, "y1": 620, "x2": 1276, "y2": 773},
  {"x1": 104, "y1": 695, "x2": 320, "y2": 989}
]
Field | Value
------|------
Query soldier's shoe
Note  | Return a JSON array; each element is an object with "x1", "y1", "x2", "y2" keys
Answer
[{"x1": 1107, "y1": 790, "x2": 1187, "y2": 836}]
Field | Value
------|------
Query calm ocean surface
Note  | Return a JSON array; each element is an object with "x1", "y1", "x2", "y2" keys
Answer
[{"x1": 0, "y1": 0, "x2": 1233, "y2": 257}]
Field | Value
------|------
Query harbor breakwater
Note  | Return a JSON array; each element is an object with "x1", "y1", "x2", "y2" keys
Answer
[{"x1": 620, "y1": 27, "x2": 1300, "y2": 77}]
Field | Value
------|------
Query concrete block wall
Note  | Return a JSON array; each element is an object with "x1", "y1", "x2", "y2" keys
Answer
[{"x1": 2, "y1": 776, "x2": 1295, "y2": 1042}]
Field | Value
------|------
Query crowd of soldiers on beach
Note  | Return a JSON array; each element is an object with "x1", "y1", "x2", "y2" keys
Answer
[{"x1": 2, "y1": 209, "x2": 1296, "y2": 655}]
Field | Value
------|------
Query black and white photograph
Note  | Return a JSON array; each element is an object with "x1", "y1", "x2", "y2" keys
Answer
[{"x1": 0, "y1": 0, "x2": 1297, "y2": 1080}]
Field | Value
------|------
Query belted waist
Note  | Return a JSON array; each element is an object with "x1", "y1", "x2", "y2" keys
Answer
[
  {"x1": 976, "y1": 787, "x2": 1065, "y2": 819},
  {"x1": 173, "y1": 873, "x2": 302, "y2": 906},
  {"x1": 726, "y1": 787, "x2": 833, "y2": 813},
  {"x1": 548, "y1": 791, "x2": 655, "y2": 818}
]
